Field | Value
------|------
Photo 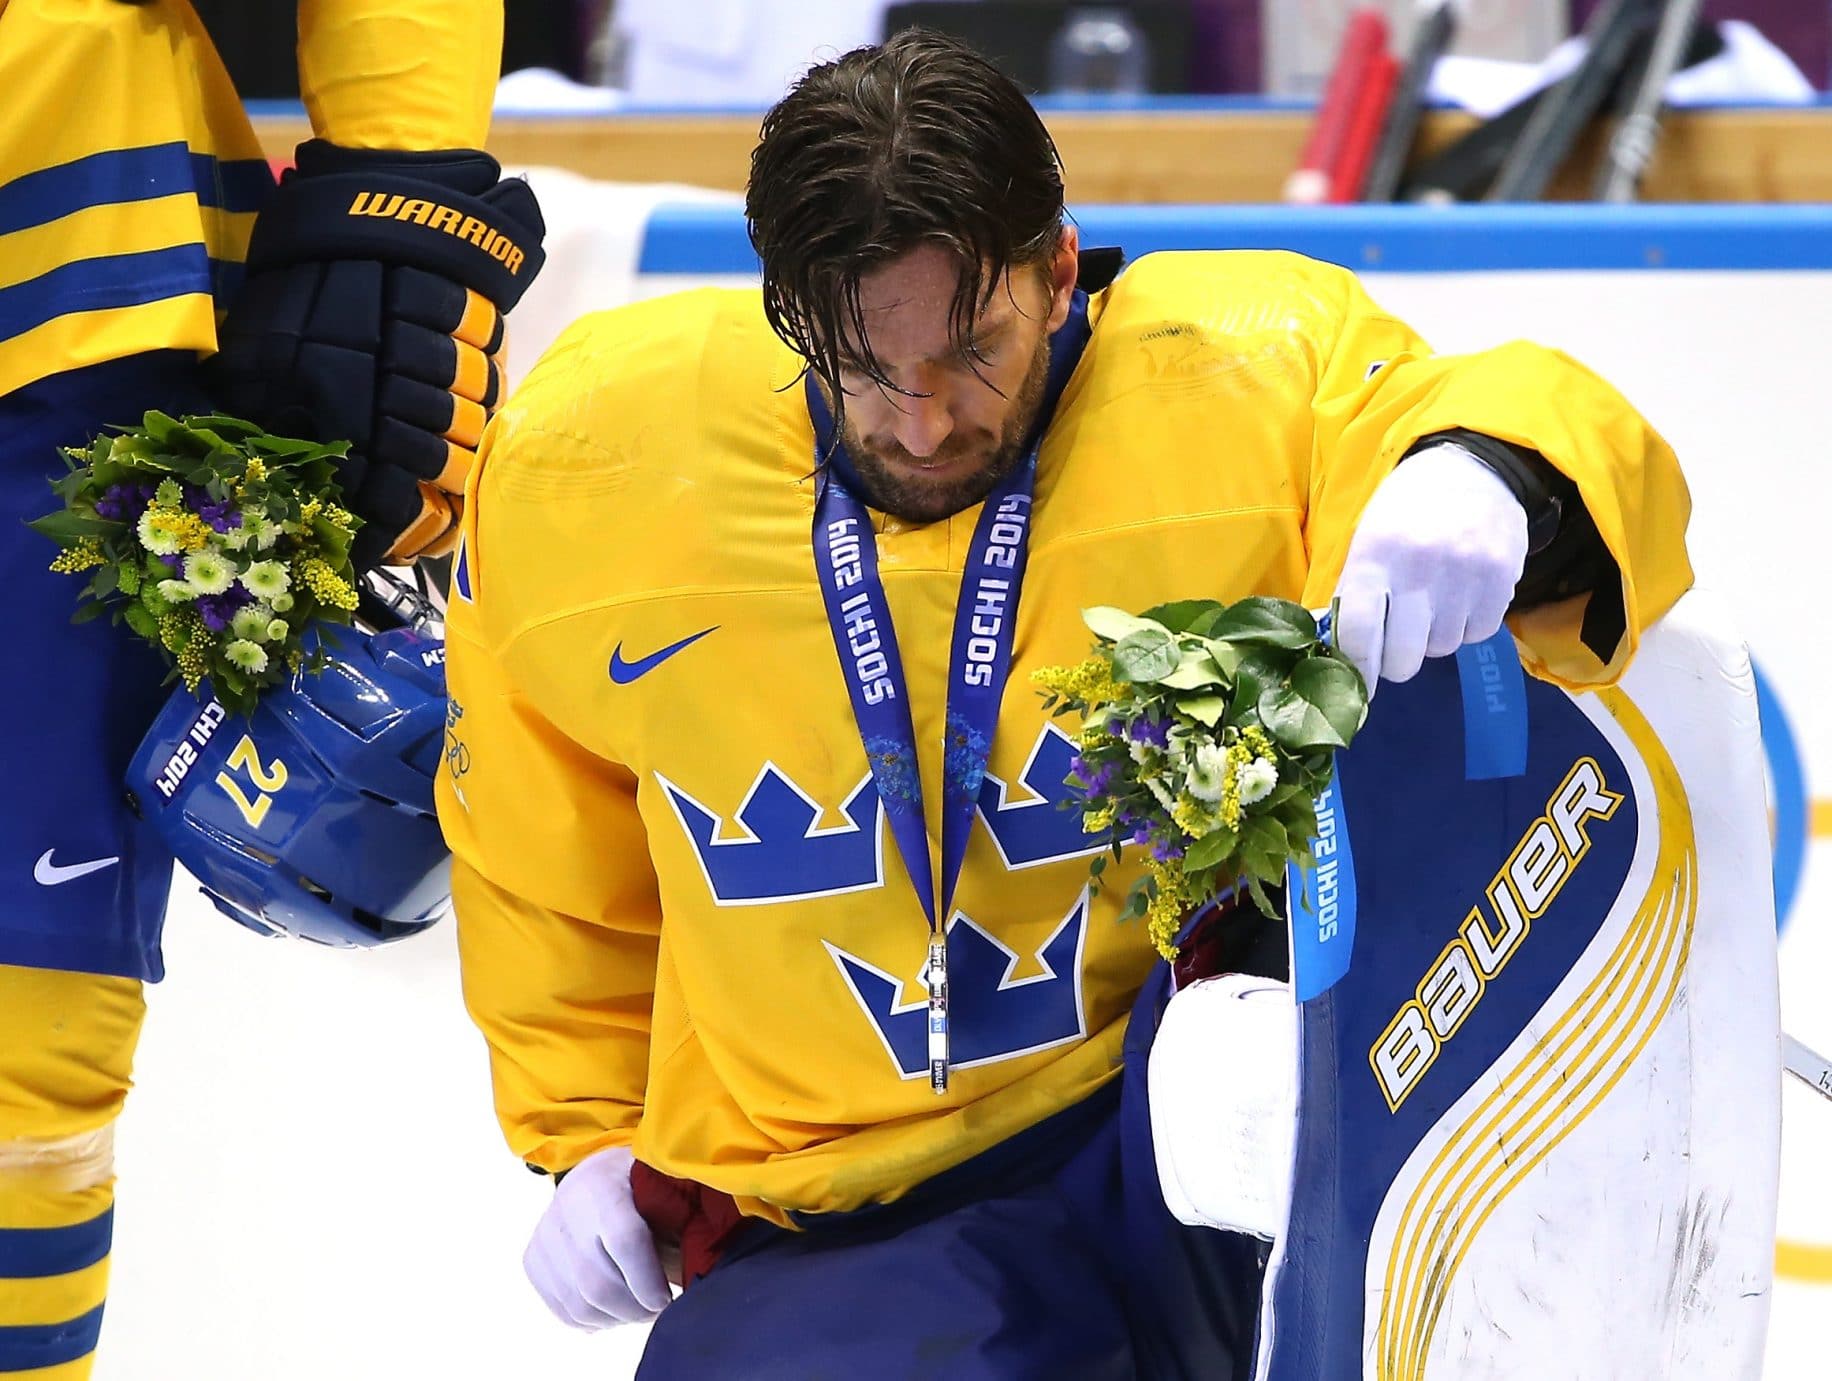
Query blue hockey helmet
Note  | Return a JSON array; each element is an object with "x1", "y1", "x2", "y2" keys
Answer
[{"x1": 126, "y1": 625, "x2": 453, "y2": 947}]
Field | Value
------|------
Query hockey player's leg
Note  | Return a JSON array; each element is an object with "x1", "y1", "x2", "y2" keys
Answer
[
  {"x1": 635, "y1": 1094, "x2": 1139, "y2": 1381},
  {"x1": 0, "y1": 354, "x2": 199, "y2": 1376},
  {"x1": 0, "y1": 964, "x2": 145, "y2": 1379}
]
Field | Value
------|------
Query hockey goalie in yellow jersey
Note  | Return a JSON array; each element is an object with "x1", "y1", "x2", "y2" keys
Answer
[
  {"x1": 441, "y1": 29, "x2": 1692, "y2": 1379},
  {"x1": 0, "y1": 3, "x2": 546, "y2": 1374}
]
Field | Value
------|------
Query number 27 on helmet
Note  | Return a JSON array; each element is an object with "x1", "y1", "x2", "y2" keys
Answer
[{"x1": 126, "y1": 625, "x2": 453, "y2": 948}]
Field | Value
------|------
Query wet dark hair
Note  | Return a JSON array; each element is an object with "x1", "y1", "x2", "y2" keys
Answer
[{"x1": 745, "y1": 28, "x2": 1066, "y2": 398}]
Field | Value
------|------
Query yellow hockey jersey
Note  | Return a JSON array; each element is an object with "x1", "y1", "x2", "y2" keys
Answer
[
  {"x1": 439, "y1": 251, "x2": 1693, "y2": 1222},
  {"x1": 0, "y1": 0, "x2": 502, "y2": 399}
]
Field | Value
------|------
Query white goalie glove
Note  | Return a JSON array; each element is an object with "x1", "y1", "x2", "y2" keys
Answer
[{"x1": 1332, "y1": 442, "x2": 1531, "y2": 690}]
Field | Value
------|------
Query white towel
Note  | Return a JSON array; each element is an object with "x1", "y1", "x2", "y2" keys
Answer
[{"x1": 1149, "y1": 973, "x2": 1299, "y2": 1242}]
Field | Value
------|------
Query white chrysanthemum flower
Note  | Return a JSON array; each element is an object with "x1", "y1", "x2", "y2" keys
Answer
[
  {"x1": 240, "y1": 559, "x2": 290, "y2": 599},
  {"x1": 231, "y1": 606, "x2": 273, "y2": 642},
  {"x1": 266, "y1": 618, "x2": 291, "y2": 642},
  {"x1": 224, "y1": 639, "x2": 268, "y2": 673},
  {"x1": 182, "y1": 550, "x2": 233, "y2": 595},
  {"x1": 156, "y1": 579, "x2": 196, "y2": 603},
  {"x1": 1128, "y1": 737, "x2": 1156, "y2": 765},
  {"x1": 1143, "y1": 776, "x2": 1178, "y2": 812},
  {"x1": 1236, "y1": 757, "x2": 1279, "y2": 806},
  {"x1": 1186, "y1": 742, "x2": 1230, "y2": 803},
  {"x1": 136, "y1": 509, "x2": 181, "y2": 556},
  {"x1": 269, "y1": 591, "x2": 295, "y2": 613}
]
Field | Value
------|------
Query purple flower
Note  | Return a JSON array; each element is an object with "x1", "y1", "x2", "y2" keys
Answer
[
  {"x1": 1152, "y1": 837, "x2": 1185, "y2": 863},
  {"x1": 1127, "y1": 715, "x2": 1171, "y2": 747},
  {"x1": 181, "y1": 483, "x2": 241, "y2": 534},
  {"x1": 194, "y1": 586, "x2": 253, "y2": 632},
  {"x1": 1131, "y1": 826, "x2": 1153, "y2": 845},
  {"x1": 95, "y1": 482, "x2": 153, "y2": 524}
]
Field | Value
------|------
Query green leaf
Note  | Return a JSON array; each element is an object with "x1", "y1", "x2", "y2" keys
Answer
[
  {"x1": 1199, "y1": 637, "x2": 1245, "y2": 678},
  {"x1": 180, "y1": 412, "x2": 263, "y2": 440},
  {"x1": 141, "y1": 411, "x2": 180, "y2": 443},
  {"x1": 1138, "y1": 599, "x2": 1225, "y2": 635},
  {"x1": 1242, "y1": 873, "x2": 1281, "y2": 918},
  {"x1": 70, "y1": 599, "x2": 107, "y2": 625},
  {"x1": 26, "y1": 510, "x2": 122, "y2": 542},
  {"x1": 1182, "y1": 824, "x2": 1240, "y2": 872},
  {"x1": 123, "y1": 603, "x2": 157, "y2": 639},
  {"x1": 1206, "y1": 597, "x2": 1318, "y2": 650},
  {"x1": 1175, "y1": 693, "x2": 1228, "y2": 727},
  {"x1": 1258, "y1": 684, "x2": 1349, "y2": 751},
  {"x1": 1111, "y1": 627, "x2": 1181, "y2": 683},
  {"x1": 247, "y1": 433, "x2": 329, "y2": 458},
  {"x1": 1241, "y1": 812, "x2": 1290, "y2": 858},
  {"x1": 1289, "y1": 655, "x2": 1370, "y2": 747},
  {"x1": 1083, "y1": 606, "x2": 1171, "y2": 645},
  {"x1": 90, "y1": 563, "x2": 119, "y2": 598},
  {"x1": 1158, "y1": 648, "x2": 1227, "y2": 690},
  {"x1": 1230, "y1": 651, "x2": 1284, "y2": 719}
]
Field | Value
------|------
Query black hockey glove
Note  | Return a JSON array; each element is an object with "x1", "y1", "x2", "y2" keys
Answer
[{"x1": 209, "y1": 140, "x2": 546, "y2": 569}]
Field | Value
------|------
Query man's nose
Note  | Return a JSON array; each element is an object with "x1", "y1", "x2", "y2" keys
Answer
[{"x1": 890, "y1": 381, "x2": 956, "y2": 458}]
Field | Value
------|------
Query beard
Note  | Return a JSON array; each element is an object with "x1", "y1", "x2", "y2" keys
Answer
[{"x1": 836, "y1": 334, "x2": 1052, "y2": 525}]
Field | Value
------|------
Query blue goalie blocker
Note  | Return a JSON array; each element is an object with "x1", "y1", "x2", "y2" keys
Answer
[
  {"x1": 1252, "y1": 596, "x2": 1779, "y2": 1380},
  {"x1": 125, "y1": 625, "x2": 454, "y2": 947}
]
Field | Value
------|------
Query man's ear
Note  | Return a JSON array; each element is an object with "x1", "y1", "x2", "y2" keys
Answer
[{"x1": 1046, "y1": 223, "x2": 1081, "y2": 331}]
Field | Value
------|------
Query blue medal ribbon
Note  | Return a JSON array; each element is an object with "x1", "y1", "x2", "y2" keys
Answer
[{"x1": 808, "y1": 291, "x2": 1090, "y2": 1090}]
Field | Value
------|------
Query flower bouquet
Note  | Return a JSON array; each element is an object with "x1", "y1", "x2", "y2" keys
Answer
[
  {"x1": 1033, "y1": 597, "x2": 1371, "y2": 960},
  {"x1": 29, "y1": 411, "x2": 363, "y2": 718}
]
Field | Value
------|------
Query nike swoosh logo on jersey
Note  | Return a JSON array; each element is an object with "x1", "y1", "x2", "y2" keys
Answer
[
  {"x1": 609, "y1": 627, "x2": 719, "y2": 684},
  {"x1": 34, "y1": 849, "x2": 121, "y2": 886}
]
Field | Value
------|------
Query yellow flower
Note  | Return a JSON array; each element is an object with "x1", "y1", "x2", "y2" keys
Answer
[
  {"x1": 49, "y1": 541, "x2": 106, "y2": 574},
  {"x1": 241, "y1": 456, "x2": 267, "y2": 484},
  {"x1": 158, "y1": 610, "x2": 208, "y2": 690},
  {"x1": 1171, "y1": 794, "x2": 1219, "y2": 839},
  {"x1": 1082, "y1": 804, "x2": 1117, "y2": 834},
  {"x1": 1079, "y1": 720, "x2": 1118, "y2": 752},
  {"x1": 137, "y1": 507, "x2": 211, "y2": 555},
  {"x1": 1142, "y1": 859, "x2": 1197, "y2": 961},
  {"x1": 298, "y1": 557, "x2": 359, "y2": 612},
  {"x1": 1031, "y1": 656, "x2": 1129, "y2": 709}
]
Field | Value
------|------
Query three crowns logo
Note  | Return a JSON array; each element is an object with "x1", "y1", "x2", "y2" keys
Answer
[
  {"x1": 976, "y1": 722, "x2": 1106, "y2": 869},
  {"x1": 657, "y1": 765, "x2": 884, "y2": 905},
  {"x1": 825, "y1": 891, "x2": 1091, "y2": 1079}
]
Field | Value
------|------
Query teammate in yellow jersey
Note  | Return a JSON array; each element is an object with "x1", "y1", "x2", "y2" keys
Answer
[
  {"x1": 440, "y1": 29, "x2": 1691, "y2": 1377},
  {"x1": 0, "y1": 2, "x2": 542, "y2": 1374}
]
